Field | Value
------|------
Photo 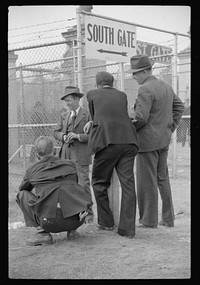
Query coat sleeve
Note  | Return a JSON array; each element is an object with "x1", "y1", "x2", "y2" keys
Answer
[
  {"x1": 171, "y1": 93, "x2": 185, "y2": 132},
  {"x1": 87, "y1": 92, "x2": 94, "y2": 120},
  {"x1": 53, "y1": 113, "x2": 66, "y2": 142},
  {"x1": 19, "y1": 172, "x2": 34, "y2": 192},
  {"x1": 78, "y1": 112, "x2": 91, "y2": 142},
  {"x1": 133, "y1": 86, "x2": 153, "y2": 131}
]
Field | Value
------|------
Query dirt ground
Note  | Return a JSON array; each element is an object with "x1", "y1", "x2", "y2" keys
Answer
[{"x1": 8, "y1": 153, "x2": 191, "y2": 280}]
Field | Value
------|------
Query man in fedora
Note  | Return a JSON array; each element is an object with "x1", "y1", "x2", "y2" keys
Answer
[
  {"x1": 129, "y1": 54, "x2": 184, "y2": 228},
  {"x1": 54, "y1": 86, "x2": 94, "y2": 222}
]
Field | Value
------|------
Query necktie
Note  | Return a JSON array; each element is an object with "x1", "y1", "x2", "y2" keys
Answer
[{"x1": 68, "y1": 111, "x2": 77, "y2": 132}]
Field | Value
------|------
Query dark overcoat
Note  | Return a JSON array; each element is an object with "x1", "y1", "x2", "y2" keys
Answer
[
  {"x1": 18, "y1": 156, "x2": 91, "y2": 219},
  {"x1": 87, "y1": 86, "x2": 138, "y2": 154}
]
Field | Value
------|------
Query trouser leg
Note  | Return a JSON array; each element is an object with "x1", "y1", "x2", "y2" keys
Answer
[
  {"x1": 157, "y1": 147, "x2": 175, "y2": 223},
  {"x1": 39, "y1": 208, "x2": 85, "y2": 233},
  {"x1": 92, "y1": 147, "x2": 115, "y2": 227},
  {"x1": 136, "y1": 151, "x2": 158, "y2": 227},
  {"x1": 116, "y1": 145, "x2": 138, "y2": 236},
  {"x1": 68, "y1": 146, "x2": 93, "y2": 216},
  {"x1": 16, "y1": 190, "x2": 40, "y2": 227},
  {"x1": 75, "y1": 162, "x2": 93, "y2": 215}
]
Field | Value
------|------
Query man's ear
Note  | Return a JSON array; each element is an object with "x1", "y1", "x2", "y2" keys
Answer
[{"x1": 36, "y1": 153, "x2": 41, "y2": 160}]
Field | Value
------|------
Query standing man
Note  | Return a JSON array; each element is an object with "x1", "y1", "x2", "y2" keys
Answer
[
  {"x1": 16, "y1": 136, "x2": 92, "y2": 245},
  {"x1": 84, "y1": 71, "x2": 138, "y2": 238},
  {"x1": 54, "y1": 86, "x2": 93, "y2": 222},
  {"x1": 129, "y1": 55, "x2": 184, "y2": 228}
]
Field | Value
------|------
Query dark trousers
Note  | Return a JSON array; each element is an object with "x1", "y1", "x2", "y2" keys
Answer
[
  {"x1": 92, "y1": 144, "x2": 138, "y2": 236},
  {"x1": 16, "y1": 190, "x2": 84, "y2": 233},
  {"x1": 136, "y1": 146, "x2": 175, "y2": 227}
]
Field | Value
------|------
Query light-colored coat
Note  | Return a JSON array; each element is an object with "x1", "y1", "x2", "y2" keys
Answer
[
  {"x1": 54, "y1": 107, "x2": 92, "y2": 165},
  {"x1": 134, "y1": 76, "x2": 184, "y2": 152}
]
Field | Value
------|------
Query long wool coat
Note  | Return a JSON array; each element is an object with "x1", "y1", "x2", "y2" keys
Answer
[{"x1": 18, "y1": 156, "x2": 91, "y2": 219}]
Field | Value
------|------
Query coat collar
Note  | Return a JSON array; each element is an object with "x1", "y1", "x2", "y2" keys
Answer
[
  {"x1": 74, "y1": 107, "x2": 85, "y2": 128},
  {"x1": 62, "y1": 107, "x2": 85, "y2": 129},
  {"x1": 142, "y1": 75, "x2": 157, "y2": 84}
]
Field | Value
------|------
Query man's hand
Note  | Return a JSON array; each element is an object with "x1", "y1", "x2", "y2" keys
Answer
[
  {"x1": 83, "y1": 121, "x2": 93, "y2": 134},
  {"x1": 66, "y1": 132, "x2": 79, "y2": 142}
]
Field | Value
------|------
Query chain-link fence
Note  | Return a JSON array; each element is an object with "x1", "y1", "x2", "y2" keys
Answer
[{"x1": 8, "y1": 26, "x2": 190, "y2": 212}]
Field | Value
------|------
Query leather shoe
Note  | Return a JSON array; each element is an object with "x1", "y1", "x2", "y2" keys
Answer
[
  {"x1": 124, "y1": 235, "x2": 135, "y2": 239},
  {"x1": 138, "y1": 224, "x2": 157, "y2": 228},
  {"x1": 26, "y1": 233, "x2": 53, "y2": 246},
  {"x1": 159, "y1": 221, "x2": 174, "y2": 227},
  {"x1": 118, "y1": 232, "x2": 135, "y2": 238},
  {"x1": 84, "y1": 214, "x2": 94, "y2": 224},
  {"x1": 97, "y1": 224, "x2": 114, "y2": 231},
  {"x1": 67, "y1": 230, "x2": 80, "y2": 240}
]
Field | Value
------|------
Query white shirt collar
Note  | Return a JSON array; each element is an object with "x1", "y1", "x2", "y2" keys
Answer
[{"x1": 71, "y1": 106, "x2": 80, "y2": 116}]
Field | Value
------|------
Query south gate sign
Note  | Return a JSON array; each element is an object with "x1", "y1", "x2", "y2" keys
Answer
[
  {"x1": 85, "y1": 15, "x2": 172, "y2": 63},
  {"x1": 85, "y1": 15, "x2": 137, "y2": 62}
]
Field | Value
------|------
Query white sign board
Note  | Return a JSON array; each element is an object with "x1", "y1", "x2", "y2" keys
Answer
[{"x1": 85, "y1": 15, "x2": 137, "y2": 62}]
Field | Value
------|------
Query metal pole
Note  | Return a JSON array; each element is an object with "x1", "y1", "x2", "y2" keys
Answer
[
  {"x1": 40, "y1": 71, "x2": 45, "y2": 108},
  {"x1": 172, "y1": 33, "x2": 178, "y2": 178},
  {"x1": 19, "y1": 64, "x2": 26, "y2": 172},
  {"x1": 80, "y1": 11, "x2": 189, "y2": 38},
  {"x1": 76, "y1": 6, "x2": 83, "y2": 107},
  {"x1": 120, "y1": 62, "x2": 125, "y2": 92},
  {"x1": 73, "y1": 41, "x2": 77, "y2": 86}
]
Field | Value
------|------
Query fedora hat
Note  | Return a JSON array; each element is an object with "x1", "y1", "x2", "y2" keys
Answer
[
  {"x1": 61, "y1": 86, "x2": 84, "y2": 100},
  {"x1": 128, "y1": 55, "x2": 154, "y2": 74}
]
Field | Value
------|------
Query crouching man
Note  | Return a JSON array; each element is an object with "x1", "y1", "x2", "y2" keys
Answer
[{"x1": 16, "y1": 136, "x2": 92, "y2": 246}]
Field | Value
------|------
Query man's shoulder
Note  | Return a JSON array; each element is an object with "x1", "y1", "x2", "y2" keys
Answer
[
  {"x1": 79, "y1": 106, "x2": 89, "y2": 113},
  {"x1": 45, "y1": 156, "x2": 77, "y2": 169},
  {"x1": 87, "y1": 89, "x2": 97, "y2": 97},
  {"x1": 141, "y1": 76, "x2": 171, "y2": 90}
]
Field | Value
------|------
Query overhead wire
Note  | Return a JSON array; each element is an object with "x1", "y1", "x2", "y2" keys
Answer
[
  {"x1": 9, "y1": 25, "x2": 74, "y2": 38},
  {"x1": 8, "y1": 17, "x2": 76, "y2": 31}
]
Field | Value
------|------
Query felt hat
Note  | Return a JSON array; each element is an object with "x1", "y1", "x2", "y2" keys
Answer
[
  {"x1": 128, "y1": 55, "x2": 154, "y2": 74},
  {"x1": 61, "y1": 86, "x2": 84, "y2": 100}
]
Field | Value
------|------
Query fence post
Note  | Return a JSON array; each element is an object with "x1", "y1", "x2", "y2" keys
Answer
[
  {"x1": 120, "y1": 62, "x2": 125, "y2": 92},
  {"x1": 172, "y1": 33, "x2": 178, "y2": 178},
  {"x1": 76, "y1": 6, "x2": 83, "y2": 107},
  {"x1": 73, "y1": 40, "x2": 77, "y2": 86},
  {"x1": 19, "y1": 64, "x2": 26, "y2": 173}
]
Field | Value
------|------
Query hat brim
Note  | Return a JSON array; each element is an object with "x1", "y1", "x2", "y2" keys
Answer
[
  {"x1": 127, "y1": 62, "x2": 154, "y2": 74},
  {"x1": 61, "y1": 92, "x2": 84, "y2": 100}
]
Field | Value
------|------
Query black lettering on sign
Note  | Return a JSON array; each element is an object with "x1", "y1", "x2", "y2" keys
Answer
[
  {"x1": 104, "y1": 26, "x2": 109, "y2": 44},
  {"x1": 110, "y1": 27, "x2": 114, "y2": 45},
  {"x1": 93, "y1": 24, "x2": 98, "y2": 42},
  {"x1": 87, "y1": 23, "x2": 93, "y2": 41},
  {"x1": 117, "y1": 29, "x2": 135, "y2": 47},
  {"x1": 87, "y1": 23, "x2": 114, "y2": 45},
  {"x1": 99, "y1": 25, "x2": 104, "y2": 43}
]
